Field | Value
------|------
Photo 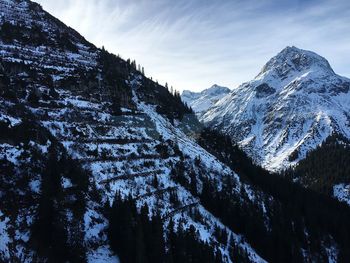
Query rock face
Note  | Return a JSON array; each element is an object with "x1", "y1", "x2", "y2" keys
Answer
[
  {"x1": 181, "y1": 85, "x2": 230, "y2": 117},
  {"x1": 202, "y1": 46, "x2": 350, "y2": 171}
]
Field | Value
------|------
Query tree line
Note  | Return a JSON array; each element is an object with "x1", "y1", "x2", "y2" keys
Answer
[
  {"x1": 284, "y1": 133, "x2": 350, "y2": 195},
  {"x1": 197, "y1": 128, "x2": 350, "y2": 262},
  {"x1": 107, "y1": 193, "x2": 221, "y2": 263}
]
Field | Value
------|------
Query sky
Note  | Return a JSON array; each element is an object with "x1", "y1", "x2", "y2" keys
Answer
[{"x1": 35, "y1": 0, "x2": 350, "y2": 92}]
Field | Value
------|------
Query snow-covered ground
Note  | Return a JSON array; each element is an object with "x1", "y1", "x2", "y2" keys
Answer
[
  {"x1": 28, "y1": 79, "x2": 267, "y2": 263},
  {"x1": 0, "y1": 211, "x2": 10, "y2": 260},
  {"x1": 333, "y1": 184, "x2": 350, "y2": 206},
  {"x1": 0, "y1": 0, "x2": 98, "y2": 83}
]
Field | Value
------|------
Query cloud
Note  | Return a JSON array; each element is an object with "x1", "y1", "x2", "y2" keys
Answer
[{"x1": 35, "y1": 0, "x2": 350, "y2": 91}]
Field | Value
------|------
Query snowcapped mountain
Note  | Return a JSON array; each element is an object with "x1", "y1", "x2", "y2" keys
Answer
[
  {"x1": 181, "y1": 85, "x2": 230, "y2": 117},
  {"x1": 202, "y1": 46, "x2": 350, "y2": 171},
  {"x1": 0, "y1": 2, "x2": 350, "y2": 263}
]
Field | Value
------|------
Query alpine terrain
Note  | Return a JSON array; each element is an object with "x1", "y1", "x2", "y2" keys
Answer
[
  {"x1": 181, "y1": 85, "x2": 230, "y2": 119},
  {"x1": 1, "y1": 1, "x2": 350, "y2": 263},
  {"x1": 200, "y1": 46, "x2": 350, "y2": 171}
]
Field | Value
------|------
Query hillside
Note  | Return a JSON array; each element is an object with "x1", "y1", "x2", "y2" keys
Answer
[
  {"x1": 0, "y1": 0, "x2": 266, "y2": 262},
  {"x1": 284, "y1": 133, "x2": 350, "y2": 205},
  {"x1": 0, "y1": 1, "x2": 350, "y2": 263}
]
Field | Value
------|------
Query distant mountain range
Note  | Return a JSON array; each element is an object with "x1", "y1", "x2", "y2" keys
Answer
[{"x1": 181, "y1": 85, "x2": 230, "y2": 118}]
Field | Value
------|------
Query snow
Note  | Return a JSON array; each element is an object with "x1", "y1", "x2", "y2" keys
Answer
[
  {"x1": 61, "y1": 177, "x2": 73, "y2": 189},
  {"x1": 325, "y1": 245, "x2": 338, "y2": 263},
  {"x1": 0, "y1": 211, "x2": 10, "y2": 260},
  {"x1": 134, "y1": 90, "x2": 235, "y2": 180},
  {"x1": 0, "y1": 143, "x2": 23, "y2": 164},
  {"x1": 87, "y1": 246, "x2": 119, "y2": 263},
  {"x1": 84, "y1": 206, "x2": 107, "y2": 241},
  {"x1": 64, "y1": 97, "x2": 102, "y2": 110},
  {"x1": 29, "y1": 140, "x2": 51, "y2": 154},
  {"x1": 129, "y1": 79, "x2": 267, "y2": 263},
  {"x1": 182, "y1": 85, "x2": 230, "y2": 117},
  {"x1": 244, "y1": 185, "x2": 256, "y2": 202},
  {"x1": 29, "y1": 179, "x2": 41, "y2": 193},
  {"x1": 84, "y1": 202, "x2": 119, "y2": 263},
  {"x1": 333, "y1": 184, "x2": 350, "y2": 206},
  {"x1": 0, "y1": 114, "x2": 22, "y2": 127}
]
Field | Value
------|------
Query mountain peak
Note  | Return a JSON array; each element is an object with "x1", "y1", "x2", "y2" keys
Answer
[
  {"x1": 182, "y1": 84, "x2": 230, "y2": 98},
  {"x1": 280, "y1": 45, "x2": 302, "y2": 53},
  {"x1": 1, "y1": 0, "x2": 30, "y2": 8},
  {"x1": 204, "y1": 84, "x2": 230, "y2": 96},
  {"x1": 181, "y1": 85, "x2": 230, "y2": 116},
  {"x1": 258, "y1": 46, "x2": 334, "y2": 79}
]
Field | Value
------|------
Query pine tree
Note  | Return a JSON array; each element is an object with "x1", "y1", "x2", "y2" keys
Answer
[{"x1": 30, "y1": 144, "x2": 69, "y2": 262}]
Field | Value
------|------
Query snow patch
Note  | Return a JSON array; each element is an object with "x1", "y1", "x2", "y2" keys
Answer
[{"x1": 333, "y1": 184, "x2": 350, "y2": 206}]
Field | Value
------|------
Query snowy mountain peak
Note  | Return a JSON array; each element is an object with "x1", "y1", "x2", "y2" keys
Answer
[
  {"x1": 202, "y1": 84, "x2": 231, "y2": 97},
  {"x1": 181, "y1": 85, "x2": 230, "y2": 116},
  {"x1": 1, "y1": 0, "x2": 26, "y2": 4},
  {"x1": 0, "y1": 0, "x2": 36, "y2": 15},
  {"x1": 257, "y1": 46, "x2": 335, "y2": 83},
  {"x1": 206, "y1": 84, "x2": 230, "y2": 93},
  {"x1": 201, "y1": 47, "x2": 350, "y2": 171},
  {"x1": 182, "y1": 85, "x2": 230, "y2": 98}
]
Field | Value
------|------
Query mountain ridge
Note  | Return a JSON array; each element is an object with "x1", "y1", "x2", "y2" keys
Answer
[
  {"x1": 0, "y1": 1, "x2": 269, "y2": 262},
  {"x1": 181, "y1": 84, "x2": 230, "y2": 118}
]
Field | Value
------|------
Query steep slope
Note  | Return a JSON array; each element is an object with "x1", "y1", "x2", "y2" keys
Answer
[
  {"x1": 0, "y1": 1, "x2": 265, "y2": 262},
  {"x1": 285, "y1": 133, "x2": 350, "y2": 204},
  {"x1": 202, "y1": 46, "x2": 350, "y2": 171},
  {"x1": 196, "y1": 128, "x2": 350, "y2": 262},
  {"x1": 1, "y1": 2, "x2": 350, "y2": 263},
  {"x1": 181, "y1": 85, "x2": 230, "y2": 117}
]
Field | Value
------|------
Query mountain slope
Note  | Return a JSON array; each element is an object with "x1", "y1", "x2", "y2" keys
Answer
[
  {"x1": 202, "y1": 46, "x2": 350, "y2": 171},
  {"x1": 0, "y1": 1, "x2": 266, "y2": 262},
  {"x1": 1, "y1": 2, "x2": 350, "y2": 263},
  {"x1": 181, "y1": 85, "x2": 230, "y2": 117},
  {"x1": 285, "y1": 133, "x2": 350, "y2": 203}
]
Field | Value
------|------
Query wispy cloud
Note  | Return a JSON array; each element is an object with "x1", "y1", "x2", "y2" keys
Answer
[{"x1": 35, "y1": 0, "x2": 350, "y2": 91}]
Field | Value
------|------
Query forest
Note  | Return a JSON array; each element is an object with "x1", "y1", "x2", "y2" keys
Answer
[
  {"x1": 284, "y1": 133, "x2": 350, "y2": 195},
  {"x1": 197, "y1": 128, "x2": 350, "y2": 262}
]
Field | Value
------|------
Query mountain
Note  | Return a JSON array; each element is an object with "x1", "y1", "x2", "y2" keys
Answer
[
  {"x1": 202, "y1": 46, "x2": 350, "y2": 171},
  {"x1": 1, "y1": 2, "x2": 350, "y2": 263},
  {"x1": 181, "y1": 85, "x2": 230, "y2": 117},
  {"x1": 0, "y1": 1, "x2": 267, "y2": 262}
]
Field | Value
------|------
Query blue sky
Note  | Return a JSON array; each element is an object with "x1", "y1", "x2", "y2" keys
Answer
[{"x1": 36, "y1": 0, "x2": 350, "y2": 92}]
